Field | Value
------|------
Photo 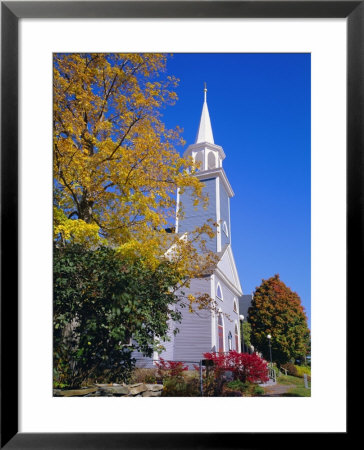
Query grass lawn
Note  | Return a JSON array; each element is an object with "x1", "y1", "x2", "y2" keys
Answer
[{"x1": 277, "y1": 375, "x2": 311, "y2": 397}]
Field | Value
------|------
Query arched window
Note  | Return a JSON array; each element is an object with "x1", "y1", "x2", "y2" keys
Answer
[
  {"x1": 207, "y1": 151, "x2": 216, "y2": 169},
  {"x1": 216, "y1": 284, "x2": 223, "y2": 300},
  {"x1": 194, "y1": 152, "x2": 204, "y2": 171},
  {"x1": 233, "y1": 298, "x2": 238, "y2": 313},
  {"x1": 235, "y1": 323, "x2": 240, "y2": 351},
  {"x1": 218, "y1": 313, "x2": 224, "y2": 353},
  {"x1": 228, "y1": 331, "x2": 233, "y2": 351},
  {"x1": 222, "y1": 221, "x2": 229, "y2": 237}
]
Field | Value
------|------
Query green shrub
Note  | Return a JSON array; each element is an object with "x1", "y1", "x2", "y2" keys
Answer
[
  {"x1": 225, "y1": 380, "x2": 250, "y2": 393},
  {"x1": 222, "y1": 389, "x2": 243, "y2": 397},
  {"x1": 162, "y1": 377, "x2": 200, "y2": 397},
  {"x1": 281, "y1": 362, "x2": 298, "y2": 377},
  {"x1": 295, "y1": 365, "x2": 311, "y2": 379},
  {"x1": 130, "y1": 368, "x2": 158, "y2": 384},
  {"x1": 222, "y1": 380, "x2": 264, "y2": 397},
  {"x1": 253, "y1": 385, "x2": 265, "y2": 396}
]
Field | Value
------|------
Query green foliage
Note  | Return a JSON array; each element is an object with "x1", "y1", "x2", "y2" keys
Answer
[
  {"x1": 281, "y1": 362, "x2": 298, "y2": 377},
  {"x1": 53, "y1": 244, "x2": 182, "y2": 388},
  {"x1": 282, "y1": 386, "x2": 311, "y2": 397},
  {"x1": 278, "y1": 375, "x2": 311, "y2": 397},
  {"x1": 241, "y1": 321, "x2": 252, "y2": 348},
  {"x1": 248, "y1": 274, "x2": 310, "y2": 365},
  {"x1": 225, "y1": 380, "x2": 250, "y2": 392},
  {"x1": 295, "y1": 365, "x2": 311, "y2": 378},
  {"x1": 129, "y1": 369, "x2": 158, "y2": 384},
  {"x1": 162, "y1": 377, "x2": 200, "y2": 397},
  {"x1": 277, "y1": 374, "x2": 307, "y2": 386},
  {"x1": 223, "y1": 380, "x2": 264, "y2": 397},
  {"x1": 253, "y1": 385, "x2": 265, "y2": 396}
]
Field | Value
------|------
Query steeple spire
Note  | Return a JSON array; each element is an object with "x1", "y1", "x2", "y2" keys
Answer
[{"x1": 195, "y1": 83, "x2": 214, "y2": 144}]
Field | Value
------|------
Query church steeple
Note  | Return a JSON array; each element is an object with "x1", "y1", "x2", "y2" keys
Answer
[
  {"x1": 183, "y1": 85, "x2": 226, "y2": 172},
  {"x1": 178, "y1": 86, "x2": 235, "y2": 253},
  {"x1": 195, "y1": 84, "x2": 214, "y2": 144}
]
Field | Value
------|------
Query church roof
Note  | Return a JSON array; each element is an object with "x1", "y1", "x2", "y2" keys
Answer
[
  {"x1": 239, "y1": 295, "x2": 253, "y2": 319},
  {"x1": 195, "y1": 85, "x2": 214, "y2": 144}
]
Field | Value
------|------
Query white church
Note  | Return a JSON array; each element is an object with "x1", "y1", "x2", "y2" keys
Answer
[{"x1": 136, "y1": 87, "x2": 244, "y2": 365}]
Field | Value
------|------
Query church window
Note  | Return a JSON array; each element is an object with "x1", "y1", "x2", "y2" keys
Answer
[
  {"x1": 222, "y1": 221, "x2": 229, "y2": 237},
  {"x1": 235, "y1": 324, "x2": 239, "y2": 351},
  {"x1": 218, "y1": 313, "x2": 224, "y2": 353},
  {"x1": 216, "y1": 284, "x2": 223, "y2": 300},
  {"x1": 194, "y1": 152, "x2": 204, "y2": 171},
  {"x1": 228, "y1": 331, "x2": 233, "y2": 351},
  {"x1": 207, "y1": 151, "x2": 216, "y2": 169},
  {"x1": 233, "y1": 298, "x2": 238, "y2": 313}
]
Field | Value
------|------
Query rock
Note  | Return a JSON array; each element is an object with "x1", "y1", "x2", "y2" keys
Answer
[
  {"x1": 54, "y1": 387, "x2": 97, "y2": 397},
  {"x1": 128, "y1": 383, "x2": 143, "y2": 388},
  {"x1": 142, "y1": 390, "x2": 162, "y2": 397},
  {"x1": 146, "y1": 384, "x2": 163, "y2": 392},
  {"x1": 99, "y1": 386, "x2": 130, "y2": 396},
  {"x1": 129, "y1": 383, "x2": 148, "y2": 395}
]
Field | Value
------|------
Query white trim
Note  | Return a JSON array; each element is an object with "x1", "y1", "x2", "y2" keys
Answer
[
  {"x1": 216, "y1": 177, "x2": 221, "y2": 252},
  {"x1": 226, "y1": 246, "x2": 243, "y2": 293},
  {"x1": 210, "y1": 274, "x2": 216, "y2": 351},
  {"x1": 228, "y1": 192, "x2": 231, "y2": 244},
  {"x1": 175, "y1": 187, "x2": 180, "y2": 234},
  {"x1": 216, "y1": 244, "x2": 243, "y2": 294},
  {"x1": 184, "y1": 141, "x2": 226, "y2": 161},
  {"x1": 164, "y1": 232, "x2": 188, "y2": 259},
  {"x1": 196, "y1": 167, "x2": 234, "y2": 198},
  {"x1": 215, "y1": 267, "x2": 243, "y2": 298}
]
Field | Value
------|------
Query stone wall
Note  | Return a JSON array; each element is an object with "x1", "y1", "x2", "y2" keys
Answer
[{"x1": 53, "y1": 383, "x2": 163, "y2": 397}]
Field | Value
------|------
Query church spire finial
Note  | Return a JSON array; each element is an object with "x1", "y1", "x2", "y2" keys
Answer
[{"x1": 195, "y1": 83, "x2": 214, "y2": 144}]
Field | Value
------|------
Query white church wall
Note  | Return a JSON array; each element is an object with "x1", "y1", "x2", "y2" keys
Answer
[
  {"x1": 172, "y1": 276, "x2": 213, "y2": 363},
  {"x1": 215, "y1": 275, "x2": 241, "y2": 352},
  {"x1": 178, "y1": 179, "x2": 217, "y2": 253}
]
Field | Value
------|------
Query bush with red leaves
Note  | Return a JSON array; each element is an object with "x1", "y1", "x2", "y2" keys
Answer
[
  {"x1": 203, "y1": 351, "x2": 269, "y2": 383},
  {"x1": 155, "y1": 357, "x2": 188, "y2": 379}
]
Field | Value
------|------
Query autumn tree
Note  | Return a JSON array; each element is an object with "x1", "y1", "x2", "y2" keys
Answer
[
  {"x1": 248, "y1": 274, "x2": 310, "y2": 365},
  {"x1": 54, "y1": 52, "x2": 218, "y2": 283},
  {"x1": 54, "y1": 54, "x2": 206, "y2": 248}
]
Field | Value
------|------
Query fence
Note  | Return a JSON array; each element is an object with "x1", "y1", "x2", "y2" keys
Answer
[{"x1": 268, "y1": 364, "x2": 276, "y2": 383}]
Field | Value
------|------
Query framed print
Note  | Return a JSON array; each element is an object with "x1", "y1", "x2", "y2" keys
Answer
[{"x1": 1, "y1": 1, "x2": 357, "y2": 448}]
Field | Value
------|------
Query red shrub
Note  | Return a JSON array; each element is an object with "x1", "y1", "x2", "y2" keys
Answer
[
  {"x1": 155, "y1": 358, "x2": 188, "y2": 378},
  {"x1": 203, "y1": 351, "x2": 269, "y2": 383}
]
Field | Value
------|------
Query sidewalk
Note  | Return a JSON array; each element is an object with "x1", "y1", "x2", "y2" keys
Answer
[{"x1": 261, "y1": 384, "x2": 293, "y2": 397}]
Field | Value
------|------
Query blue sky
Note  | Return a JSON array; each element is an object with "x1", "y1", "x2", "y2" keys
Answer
[{"x1": 161, "y1": 53, "x2": 311, "y2": 327}]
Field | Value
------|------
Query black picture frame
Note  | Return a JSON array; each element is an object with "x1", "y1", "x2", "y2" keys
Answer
[{"x1": 1, "y1": 1, "x2": 357, "y2": 448}]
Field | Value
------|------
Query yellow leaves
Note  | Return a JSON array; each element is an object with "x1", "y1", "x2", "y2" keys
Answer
[
  {"x1": 187, "y1": 294, "x2": 196, "y2": 313},
  {"x1": 53, "y1": 207, "x2": 102, "y2": 247},
  {"x1": 53, "y1": 53, "x2": 220, "y2": 311}
]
